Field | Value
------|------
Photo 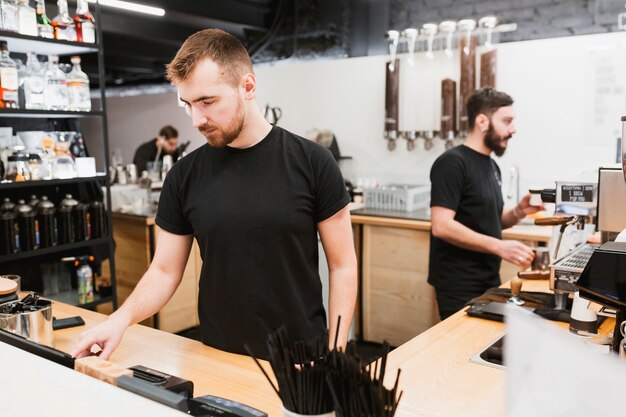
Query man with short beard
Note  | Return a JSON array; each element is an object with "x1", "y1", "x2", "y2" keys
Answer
[
  {"x1": 428, "y1": 88, "x2": 542, "y2": 320},
  {"x1": 72, "y1": 29, "x2": 357, "y2": 361}
]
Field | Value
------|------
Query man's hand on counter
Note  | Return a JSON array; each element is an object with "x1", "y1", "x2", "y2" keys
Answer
[
  {"x1": 497, "y1": 240, "x2": 534, "y2": 268},
  {"x1": 71, "y1": 314, "x2": 130, "y2": 360}
]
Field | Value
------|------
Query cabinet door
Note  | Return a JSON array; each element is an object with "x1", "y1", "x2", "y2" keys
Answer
[{"x1": 362, "y1": 225, "x2": 438, "y2": 346}]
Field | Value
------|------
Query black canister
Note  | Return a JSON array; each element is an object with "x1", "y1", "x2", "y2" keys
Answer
[
  {"x1": 90, "y1": 200, "x2": 106, "y2": 238},
  {"x1": 28, "y1": 194, "x2": 40, "y2": 208},
  {"x1": 37, "y1": 196, "x2": 57, "y2": 248},
  {"x1": 73, "y1": 201, "x2": 90, "y2": 241},
  {"x1": 58, "y1": 194, "x2": 78, "y2": 245},
  {"x1": 16, "y1": 200, "x2": 38, "y2": 251},
  {"x1": 0, "y1": 210, "x2": 19, "y2": 254},
  {"x1": 0, "y1": 197, "x2": 15, "y2": 213}
]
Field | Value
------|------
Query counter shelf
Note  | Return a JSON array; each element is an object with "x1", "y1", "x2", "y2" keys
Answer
[
  {"x1": 0, "y1": 174, "x2": 107, "y2": 190},
  {"x1": 0, "y1": 109, "x2": 104, "y2": 118},
  {"x1": 0, "y1": 29, "x2": 100, "y2": 55}
]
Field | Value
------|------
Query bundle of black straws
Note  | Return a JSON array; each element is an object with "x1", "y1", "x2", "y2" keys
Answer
[{"x1": 245, "y1": 317, "x2": 403, "y2": 417}]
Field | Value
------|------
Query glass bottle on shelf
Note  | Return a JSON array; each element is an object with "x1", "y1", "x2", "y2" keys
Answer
[
  {"x1": 0, "y1": 41, "x2": 19, "y2": 108},
  {"x1": 24, "y1": 52, "x2": 44, "y2": 109},
  {"x1": 52, "y1": 0, "x2": 76, "y2": 41},
  {"x1": 35, "y1": 0, "x2": 53, "y2": 38},
  {"x1": 44, "y1": 55, "x2": 68, "y2": 110},
  {"x1": 17, "y1": 0, "x2": 37, "y2": 36},
  {"x1": 0, "y1": 0, "x2": 18, "y2": 32},
  {"x1": 74, "y1": 0, "x2": 95, "y2": 43},
  {"x1": 67, "y1": 55, "x2": 90, "y2": 111}
]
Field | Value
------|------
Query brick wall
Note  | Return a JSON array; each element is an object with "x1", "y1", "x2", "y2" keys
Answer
[{"x1": 390, "y1": 0, "x2": 626, "y2": 42}]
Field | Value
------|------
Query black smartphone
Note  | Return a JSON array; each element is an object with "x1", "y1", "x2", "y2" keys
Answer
[{"x1": 53, "y1": 316, "x2": 85, "y2": 330}]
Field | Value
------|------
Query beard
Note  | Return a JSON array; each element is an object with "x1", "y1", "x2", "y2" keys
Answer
[
  {"x1": 197, "y1": 97, "x2": 246, "y2": 148},
  {"x1": 483, "y1": 122, "x2": 511, "y2": 157}
]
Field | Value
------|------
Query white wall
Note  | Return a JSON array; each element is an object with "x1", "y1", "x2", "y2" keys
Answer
[{"x1": 89, "y1": 31, "x2": 626, "y2": 201}]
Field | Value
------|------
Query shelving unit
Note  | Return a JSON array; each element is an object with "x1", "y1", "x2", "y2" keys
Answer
[{"x1": 0, "y1": 3, "x2": 117, "y2": 310}]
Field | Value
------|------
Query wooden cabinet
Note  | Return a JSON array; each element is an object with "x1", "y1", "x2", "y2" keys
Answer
[
  {"x1": 111, "y1": 213, "x2": 201, "y2": 333},
  {"x1": 352, "y1": 214, "x2": 551, "y2": 346}
]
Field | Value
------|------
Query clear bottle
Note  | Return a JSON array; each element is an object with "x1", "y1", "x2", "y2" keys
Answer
[
  {"x1": 0, "y1": 0, "x2": 18, "y2": 32},
  {"x1": 51, "y1": 0, "x2": 75, "y2": 41},
  {"x1": 74, "y1": 0, "x2": 95, "y2": 43},
  {"x1": 67, "y1": 55, "x2": 90, "y2": 111},
  {"x1": 17, "y1": 0, "x2": 37, "y2": 36},
  {"x1": 23, "y1": 52, "x2": 44, "y2": 109},
  {"x1": 0, "y1": 41, "x2": 19, "y2": 109},
  {"x1": 44, "y1": 55, "x2": 68, "y2": 110},
  {"x1": 35, "y1": 0, "x2": 53, "y2": 38}
]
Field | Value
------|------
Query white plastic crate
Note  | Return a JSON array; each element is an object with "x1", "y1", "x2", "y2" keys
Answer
[{"x1": 363, "y1": 184, "x2": 431, "y2": 212}]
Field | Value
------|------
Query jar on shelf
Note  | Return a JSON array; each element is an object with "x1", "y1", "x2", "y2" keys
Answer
[{"x1": 6, "y1": 154, "x2": 30, "y2": 182}]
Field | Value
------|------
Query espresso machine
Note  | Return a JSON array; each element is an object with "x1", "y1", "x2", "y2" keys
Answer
[{"x1": 534, "y1": 181, "x2": 598, "y2": 310}]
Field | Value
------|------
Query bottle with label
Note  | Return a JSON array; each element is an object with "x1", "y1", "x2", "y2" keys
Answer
[
  {"x1": 23, "y1": 52, "x2": 44, "y2": 109},
  {"x1": 75, "y1": 255, "x2": 94, "y2": 304},
  {"x1": 0, "y1": 41, "x2": 19, "y2": 109},
  {"x1": 17, "y1": 0, "x2": 37, "y2": 36},
  {"x1": 74, "y1": 0, "x2": 95, "y2": 43},
  {"x1": 35, "y1": 0, "x2": 53, "y2": 38},
  {"x1": 52, "y1": 0, "x2": 76, "y2": 41},
  {"x1": 0, "y1": 0, "x2": 18, "y2": 32},
  {"x1": 67, "y1": 55, "x2": 90, "y2": 111},
  {"x1": 44, "y1": 55, "x2": 68, "y2": 110}
]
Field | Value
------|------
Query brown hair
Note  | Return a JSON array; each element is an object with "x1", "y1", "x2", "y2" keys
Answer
[
  {"x1": 158, "y1": 125, "x2": 178, "y2": 139},
  {"x1": 467, "y1": 88, "x2": 514, "y2": 129},
  {"x1": 166, "y1": 28, "x2": 253, "y2": 87}
]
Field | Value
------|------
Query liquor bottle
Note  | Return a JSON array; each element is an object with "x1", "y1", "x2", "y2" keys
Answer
[
  {"x1": 44, "y1": 55, "x2": 68, "y2": 111},
  {"x1": 67, "y1": 55, "x2": 90, "y2": 111},
  {"x1": 74, "y1": 0, "x2": 95, "y2": 43},
  {"x1": 35, "y1": 0, "x2": 53, "y2": 38},
  {"x1": 23, "y1": 52, "x2": 44, "y2": 109},
  {"x1": 51, "y1": 0, "x2": 76, "y2": 41},
  {"x1": 0, "y1": 41, "x2": 18, "y2": 108},
  {"x1": 17, "y1": 0, "x2": 37, "y2": 36},
  {"x1": 0, "y1": 0, "x2": 18, "y2": 32}
]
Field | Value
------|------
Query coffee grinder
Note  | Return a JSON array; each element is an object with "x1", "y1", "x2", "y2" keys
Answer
[{"x1": 534, "y1": 181, "x2": 598, "y2": 310}]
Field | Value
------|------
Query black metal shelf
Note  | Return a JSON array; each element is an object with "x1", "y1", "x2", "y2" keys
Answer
[
  {"x1": 0, "y1": 109, "x2": 103, "y2": 118},
  {"x1": 0, "y1": 30, "x2": 100, "y2": 55},
  {"x1": 0, "y1": 236, "x2": 111, "y2": 263},
  {"x1": 0, "y1": 174, "x2": 107, "y2": 190},
  {"x1": 49, "y1": 290, "x2": 113, "y2": 309}
]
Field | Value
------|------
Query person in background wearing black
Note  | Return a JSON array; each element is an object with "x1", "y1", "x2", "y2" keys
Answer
[
  {"x1": 429, "y1": 88, "x2": 543, "y2": 320},
  {"x1": 72, "y1": 29, "x2": 357, "y2": 360},
  {"x1": 132, "y1": 125, "x2": 179, "y2": 173}
]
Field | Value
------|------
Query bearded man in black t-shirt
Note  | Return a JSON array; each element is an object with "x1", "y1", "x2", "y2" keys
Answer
[
  {"x1": 73, "y1": 29, "x2": 357, "y2": 360},
  {"x1": 428, "y1": 89, "x2": 543, "y2": 320}
]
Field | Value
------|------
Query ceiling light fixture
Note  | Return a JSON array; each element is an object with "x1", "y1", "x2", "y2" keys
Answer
[{"x1": 86, "y1": 0, "x2": 165, "y2": 17}]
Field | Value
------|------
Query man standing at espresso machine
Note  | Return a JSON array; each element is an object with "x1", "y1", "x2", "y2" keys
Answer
[
  {"x1": 72, "y1": 29, "x2": 357, "y2": 361},
  {"x1": 429, "y1": 88, "x2": 543, "y2": 320}
]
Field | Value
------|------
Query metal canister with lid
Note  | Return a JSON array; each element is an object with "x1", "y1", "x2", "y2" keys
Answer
[
  {"x1": 37, "y1": 196, "x2": 57, "y2": 248},
  {"x1": 73, "y1": 200, "x2": 90, "y2": 241},
  {"x1": 90, "y1": 200, "x2": 106, "y2": 238},
  {"x1": 58, "y1": 194, "x2": 78, "y2": 245},
  {"x1": 16, "y1": 199, "x2": 39, "y2": 251},
  {"x1": 0, "y1": 198, "x2": 19, "y2": 255}
]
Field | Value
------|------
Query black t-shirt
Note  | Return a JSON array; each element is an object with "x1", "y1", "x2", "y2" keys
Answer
[
  {"x1": 133, "y1": 139, "x2": 159, "y2": 173},
  {"x1": 428, "y1": 145, "x2": 504, "y2": 292},
  {"x1": 156, "y1": 125, "x2": 350, "y2": 358}
]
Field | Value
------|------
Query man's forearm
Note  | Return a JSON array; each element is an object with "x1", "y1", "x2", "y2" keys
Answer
[
  {"x1": 502, "y1": 206, "x2": 521, "y2": 229},
  {"x1": 328, "y1": 265, "x2": 357, "y2": 351},
  {"x1": 111, "y1": 266, "x2": 182, "y2": 327},
  {"x1": 435, "y1": 219, "x2": 501, "y2": 256}
]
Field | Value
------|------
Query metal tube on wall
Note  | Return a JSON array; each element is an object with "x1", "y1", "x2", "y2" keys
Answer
[{"x1": 385, "y1": 58, "x2": 400, "y2": 144}]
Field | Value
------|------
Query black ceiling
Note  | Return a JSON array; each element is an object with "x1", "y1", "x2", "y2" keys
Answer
[{"x1": 44, "y1": 0, "x2": 352, "y2": 88}]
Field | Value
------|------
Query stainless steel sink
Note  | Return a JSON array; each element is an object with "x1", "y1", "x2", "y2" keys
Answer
[{"x1": 470, "y1": 334, "x2": 505, "y2": 370}]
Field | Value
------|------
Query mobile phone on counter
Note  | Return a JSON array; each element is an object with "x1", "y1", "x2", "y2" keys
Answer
[{"x1": 53, "y1": 316, "x2": 85, "y2": 330}]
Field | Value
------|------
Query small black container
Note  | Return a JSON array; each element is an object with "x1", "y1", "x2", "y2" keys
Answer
[
  {"x1": 16, "y1": 200, "x2": 38, "y2": 251},
  {"x1": 0, "y1": 210, "x2": 19, "y2": 255},
  {"x1": 73, "y1": 201, "x2": 90, "y2": 241},
  {"x1": 58, "y1": 194, "x2": 78, "y2": 245},
  {"x1": 0, "y1": 197, "x2": 16, "y2": 214},
  {"x1": 28, "y1": 194, "x2": 40, "y2": 209},
  {"x1": 37, "y1": 196, "x2": 57, "y2": 248},
  {"x1": 90, "y1": 200, "x2": 106, "y2": 238}
]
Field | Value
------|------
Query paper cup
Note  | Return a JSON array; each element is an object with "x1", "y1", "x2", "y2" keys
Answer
[{"x1": 75, "y1": 157, "x2": 97, "y2": 177}]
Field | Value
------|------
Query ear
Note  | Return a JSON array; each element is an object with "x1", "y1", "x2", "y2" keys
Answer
[
  {"x1": 242, "y1": 73, "x2": 256, "y2": 99},
  {"x1": 475, "y1": 113, "x2": 490, "y2": 133}
]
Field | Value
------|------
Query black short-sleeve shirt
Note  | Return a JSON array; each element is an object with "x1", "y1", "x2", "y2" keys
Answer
[
  {"x1": 156, "y1": 125, "x2": 350, "y2": 358},
  {"x1": 428, "y1": 145, "x2": 504, "y2": 292}
]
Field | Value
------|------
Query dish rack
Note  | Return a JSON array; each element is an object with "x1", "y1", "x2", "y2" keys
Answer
[{"x1": 363, "y1": 184, "x2": 430, "y2": 212}]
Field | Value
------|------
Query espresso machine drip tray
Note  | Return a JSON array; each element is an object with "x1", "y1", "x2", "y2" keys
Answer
[{"x1": 551, "y1": 244, "x2": 600, "y2": 293}]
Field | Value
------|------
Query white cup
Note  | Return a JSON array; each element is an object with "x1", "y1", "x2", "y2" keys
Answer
[
  {"x1": 75, "y1": 157, "x2": 97, "y2": 177},
  {"x1": 529, "y1": 187, "x2": 543, "y2": 206}
]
